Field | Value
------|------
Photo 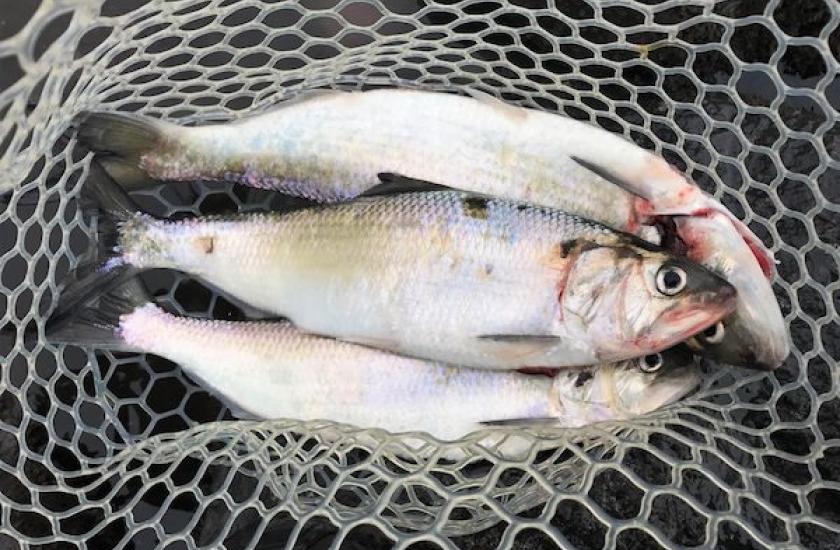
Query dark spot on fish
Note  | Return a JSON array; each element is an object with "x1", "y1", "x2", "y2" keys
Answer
[
  {"x1": 484, "y1": 264, "x2": 494, "y2": 275},
  {"x1": 462, "y1": 196, "x2": 489, "y2": 219},
  {"x1": 609, "y1": 243, "x2": 644, "y2": 261},
  {"x1": 516, "y1": 204, "x2": 528, "y2": 211},
  {"x1": 557, "y1": 240, "x2": 578, "y2": 258},
  {"x1": 554, "y1": 239, "x2": 603, "y2": 260},
  {"x1": 575, "y1": 371, "x2": 594, "y2": 387},
  {"x1": 197, "y1": 236, "x2": 214, "y2": 254}
]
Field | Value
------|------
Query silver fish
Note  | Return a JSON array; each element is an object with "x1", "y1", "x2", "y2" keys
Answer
[
  {"x1": 75, "y1": 88, "x2": 783, "y2": 369},
  {"x1": 82, "y1": 172, "x2": 736, "y2": 370},
  {"x1": 74, "y1": 88, "x2": 768, "y2": 266},
  {"x1": 46, "y1": 280, "x2": 701, "y2": 440}
]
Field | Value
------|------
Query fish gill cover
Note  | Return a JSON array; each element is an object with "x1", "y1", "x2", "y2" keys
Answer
[{"x1": 0, "y1": 0, "x2": 838, "y2": 548}]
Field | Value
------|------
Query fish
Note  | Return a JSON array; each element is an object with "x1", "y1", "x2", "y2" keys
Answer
[
  {"x1": 73, "y1": 88, "x2": 772, "y2": 273},
  {"x1": 74, "y1": 88, "x2": 782, "y2": 369},
  {"x1": 45, "y1": 278, "x2": 701, "y2": 440},
  {"x1": 74, "y1": 166, "x2": 737, "y2": 370},
  {"x1": 675, "y1": 213, "x2": 790, "y2": 369}
]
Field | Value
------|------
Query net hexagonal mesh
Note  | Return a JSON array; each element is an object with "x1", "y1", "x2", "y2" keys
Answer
[{"x1": 0, "y1": 0, "x2": 838, "y2": 547}]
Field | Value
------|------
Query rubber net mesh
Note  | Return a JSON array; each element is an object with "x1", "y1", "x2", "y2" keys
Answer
[{"x1": 0, "y1": 0, "x2": 838, "y2": 548}]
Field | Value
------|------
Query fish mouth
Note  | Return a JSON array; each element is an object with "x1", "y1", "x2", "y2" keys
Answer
[
  {"x1": 701, "y1": 276, "x2": 789, "y2": 371},
  {"x1": 671, "y1": 212, "x2": 786, "y2": 370},
  {"x1": 693, "y1": 318, "x2": 789, "y2": 371},
  {"x1": 639, "y1": 286, "x2": 737, "y2": 354},
  {"x1": 623, "y1": 367, "x2": 701, "y2": 415}
]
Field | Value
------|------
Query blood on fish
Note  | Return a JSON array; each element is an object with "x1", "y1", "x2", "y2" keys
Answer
[
  {"x1": 747, "y1": 239, "x2": 774, "y2": 278},
  {"x1": 679, "y1": 207, "x2": 774, "y2": 278},
  {"x1": 676, "y1": 186, "x2": 695, "y2": 202},
  {"x1": 628, "y1": 196, "x2": 655, "y2": 232},
  {"x1": 638, "y1": 156, "x2": 773, "y2": 277}
]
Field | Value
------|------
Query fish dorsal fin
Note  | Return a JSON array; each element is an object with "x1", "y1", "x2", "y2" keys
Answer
[
  {"x1": 463, "y1": 88, "x2": 528, "y2": 122},
  {"x1": 360, "y1": 173, "x2": 454, "y2": 197}
]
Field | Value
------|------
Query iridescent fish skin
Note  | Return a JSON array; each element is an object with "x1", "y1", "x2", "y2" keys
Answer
[
  {"x1": 47, "y1": 296, "x2": 701, "y2": 440},
  {"x1": 102, "y1": 191, "x2": 736, "y2": 370},
  {"x1": 76, "y1": 88, "x2": 780, "y2": 369}
]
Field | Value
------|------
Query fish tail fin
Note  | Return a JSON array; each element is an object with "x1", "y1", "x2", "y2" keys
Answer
[
  {"x1": 74, "y1": 111, "x2": 168, "y2": 189},
  {"x1": 47, "y1": 275, "x2": 152, "y2": 351},
  {"x1": 81, "y1": 160, "x2": 160, "y2": 273},
  {"x1": 50, "y1": 262, "x2": 139, "y2": 324},
  {"x1": 81, "y1": 159, "x2": 139, "y2": 221},
  {"x1": 98, "y1": 157, "x2": 157, "y2": 190}
]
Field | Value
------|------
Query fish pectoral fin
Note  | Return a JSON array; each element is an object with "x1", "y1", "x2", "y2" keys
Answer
[
  {"x1": 480, "y1": 417, "x2": 560, "y2": 427},
  {"x1": 362, "y1": 173, "x2": 454, "y2": 196},
  {"x1": 569, "y1": 156, "x2": 647, "y2": 199},
  {"x1": 475, "y1": 334, "x2": 566, "y2": 362}
]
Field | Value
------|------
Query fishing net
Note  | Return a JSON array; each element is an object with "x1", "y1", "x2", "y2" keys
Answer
[{"x1": 0, "y1": 0, "x2": 837, "y2": 547}]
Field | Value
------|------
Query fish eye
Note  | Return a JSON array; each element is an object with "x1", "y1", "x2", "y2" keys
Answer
[
  {"x1": 640, "y1": 353, "x2": 663, "y2": 373},
  {"x1": 700, "y1": 322, "x2": 725, "y2": 344},
  {"x1": 655, "y1": 265, "x2": 687, "y2": 296}
]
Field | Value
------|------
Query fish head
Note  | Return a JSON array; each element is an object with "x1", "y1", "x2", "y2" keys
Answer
[
  {"x1": 674, "y1": 214, "x2": 789, "y2": 370},
  {"x1": 552, "y1": 346, "x2": 700, "y2": 425},
  {"x1": 606, "y1": 346, "x2": 701, "y2": 417},
  {"x1": 561, "y1": 243, "x2": 737, "y2": 360}
]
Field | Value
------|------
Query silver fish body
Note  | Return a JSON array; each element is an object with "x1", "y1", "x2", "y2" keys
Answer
[
  {"x1": 46, "y1": 292, "x2": 701, "y2": 439},
  {"x1": 76, "y1": 88, "x2": 784, "y2": 369},
  {"x1": 102, "y1": 190, "x2": 736, "y2": 369},
  {"x1": 79, "y1": 89, "x2": 641, "y2": 230}
]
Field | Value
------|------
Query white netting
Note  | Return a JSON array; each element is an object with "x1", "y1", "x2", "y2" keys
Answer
[{"x1": 0, "y1": 0, "x2": 838, "y2": 547}]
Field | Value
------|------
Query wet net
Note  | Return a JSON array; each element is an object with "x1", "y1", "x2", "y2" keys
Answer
[{"x1": 0, "y1": 0, "x2": 838, "y2": 548}]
